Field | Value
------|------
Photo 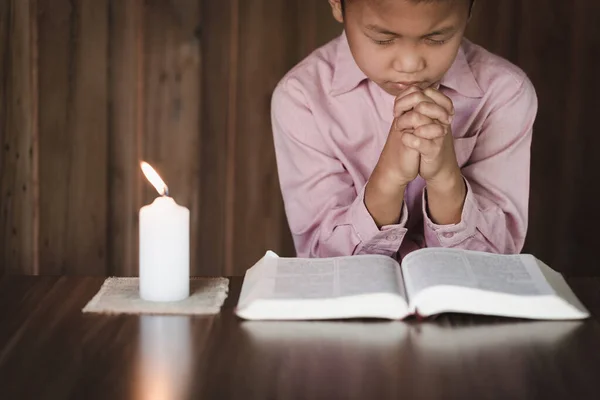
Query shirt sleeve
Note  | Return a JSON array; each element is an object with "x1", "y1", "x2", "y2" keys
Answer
[
  {"x1": 271, "y1": 80, "x2": 408, "y2": 258},
  {"x1": 422, "y1": 76, "x2": 538, "y2": 254}
]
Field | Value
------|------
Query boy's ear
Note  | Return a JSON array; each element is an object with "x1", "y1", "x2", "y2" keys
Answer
[
  {"x1": 468, "y1": 0, "x2": 476, "y2": 21},
  {"x1": 329, "y1": 0, "x2": 344, "y2": 24}
]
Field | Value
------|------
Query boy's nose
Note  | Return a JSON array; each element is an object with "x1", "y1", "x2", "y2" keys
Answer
[{"x1": 392, "y1": 51, "x2": 426, "y2": 75}]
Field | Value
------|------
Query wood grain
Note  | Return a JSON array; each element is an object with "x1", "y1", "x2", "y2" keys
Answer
[
  {"x1": 0, "y1": 0, "x2": 7, "y2": 173},
  {"x1": 231, "y1": 0, "x2": 297, "y2": 273},
  {"x1": 198, "y1": 0, "x2": 234, "y2": 276},
  {"x1": 107, "y1": 0, "x2": 144, "y2": 277},
  {"x1": 465, "y1": 0, "x2": 520, "y2": 59},
  {"x1": 225, "y1": 0, "x2": 239, "y2": 276},
  {"x1": 314, "y1": 0, "x2": 343, "y2": 49},
  {"x1": 37, "y1": 0, "x2": 108, "y2": 275},
  {"x1": 516, "y1": 0, "x2": 600, "y2": 275},
  {"x1": 296, "y1": 0, "x2": 318, "y2": 58},
  {"x1": 0, "y1": 276, "x2": 600, "y2": 399},
  {"x1": 552, "y1": 1, "x2": 600, "y2": 276},
  {"x1": 0, "y1": 0, "x2": 38, "y2": 275}
]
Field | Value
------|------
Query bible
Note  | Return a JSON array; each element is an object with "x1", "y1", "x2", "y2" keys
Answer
[{"x1": 235, "y1": 248, "x2": 589, "y2": 321}]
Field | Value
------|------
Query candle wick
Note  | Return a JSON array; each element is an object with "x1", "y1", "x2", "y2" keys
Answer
[{"x1": 163, "y1": 186, "x2": 170, "y2": 197}]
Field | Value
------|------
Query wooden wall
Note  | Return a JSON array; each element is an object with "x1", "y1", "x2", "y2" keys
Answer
[{"x1": 1, "y1": 0, "x2": 599, "y2": 277}]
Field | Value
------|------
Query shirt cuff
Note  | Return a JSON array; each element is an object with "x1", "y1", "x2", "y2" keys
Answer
[
  {"x1": 350, "y1": 184, "x2": 408, "y2": 256},
  {"x1": 423, "y1": 177, "x2": 478, "y2": 247}
]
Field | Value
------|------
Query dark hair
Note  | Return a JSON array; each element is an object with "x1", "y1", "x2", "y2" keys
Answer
[{"x1": 341, "y1": 0, "x2": 475, "y2": 15}]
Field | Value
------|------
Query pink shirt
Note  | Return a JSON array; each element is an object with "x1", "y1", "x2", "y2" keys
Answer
[{"x1": 271, "y1": 33, "x2": 538, "y2": 260}]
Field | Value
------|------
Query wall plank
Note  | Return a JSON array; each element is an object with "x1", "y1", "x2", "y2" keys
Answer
[
  {"x1": 296, "y1": 0, "x2": 318, "y2": 57},
  {"x1": 0, "y1": 0, "x2": 8, "y2": 175},
  {"x1": 465, "y1": 0, "x2": 519, "y2": 60},
  {"x1": 546, "y1": 0, "x2": 600, "y2": 275},
  {"x1": 0, "y1": 0, "x2": 38, "y2": 275},
  {"x1": 0, "y1": 0, "x2": 10, "y2": 276},
  {"x1": 107, "y1": 0, "x2": 143, "y2": 276},
  {"x1": 37, "y1": 0, "x2": 108, "y2": 275},
  {"x1": 198, "y1": 0, "x2": 234, "y2": 276},
  {"x1": 567, "y1": 1, "x2": 600, "y2": 276},
  {"x1": 516, "y1": 0, "x2": 584, "y2": 273},
  {"x1": 231, "y1": 0, "x2": 298, "y2": 274},
  {"x1": 314, "y1": 0, "x2": 342, "y2": 49}
]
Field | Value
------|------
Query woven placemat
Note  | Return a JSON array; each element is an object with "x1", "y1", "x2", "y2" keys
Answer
[{"x1": 82, "y1": 277, "x2": 229, "y2": 315}]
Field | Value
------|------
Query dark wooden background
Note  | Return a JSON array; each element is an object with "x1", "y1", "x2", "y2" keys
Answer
[{"x1": 1, "y1": 0, "x2": 599, "y2": 277}]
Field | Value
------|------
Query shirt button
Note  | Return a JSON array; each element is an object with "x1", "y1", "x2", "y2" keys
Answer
[
  {"x1": 442, "y1": 232, "x2": 455, "y2": 239},
  {"x1": 386, "y1": 234, "x2": 398, "y2": 241}
]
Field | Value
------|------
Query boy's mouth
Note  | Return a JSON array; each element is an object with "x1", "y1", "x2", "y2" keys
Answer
[
  {"x1": 390, "y1": 81, "x2": 426, "y2": 91},
  {"x1": 385, "y1": 81, "x2": 431, "y2": 95}
]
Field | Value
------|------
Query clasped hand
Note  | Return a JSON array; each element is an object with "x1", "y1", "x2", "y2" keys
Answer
[{"x1": 382, "y1": 86, "x2": 462, "y2": 190}]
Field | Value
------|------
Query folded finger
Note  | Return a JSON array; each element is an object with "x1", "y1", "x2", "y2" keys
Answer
[
  {"x1": 423, "y1": 87, "x2": 454, "y2": 115},
  {"x1": 394, "y1": 111, "x2": 433, "y2": 132},
  {"x1": 394, "y1": 91, "x2": 434, "y2": 118},
  {"x1": 413, "y1": 123, "x2": 448, "y2": 140},
  {"x1": 414, "y1": 101, "x2": 452, "y2": 125}
]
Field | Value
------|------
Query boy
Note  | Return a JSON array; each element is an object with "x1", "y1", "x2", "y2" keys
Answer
[{"x1": 271, "y1": 0, "x2": 537, "y2": 259}]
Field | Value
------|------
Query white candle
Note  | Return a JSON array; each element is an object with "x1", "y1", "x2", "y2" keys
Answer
[{"x1": 139, "y1": 162, "x2": 190, "y2": 302}]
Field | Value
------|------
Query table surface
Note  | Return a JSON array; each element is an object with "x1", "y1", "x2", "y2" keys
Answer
[{"x1": 1, "y1": 275, "x2": 600, "y2": 400}]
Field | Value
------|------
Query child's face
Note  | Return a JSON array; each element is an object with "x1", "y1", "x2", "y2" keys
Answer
[{"x1": 332, "y1": 0, "x2": 471, "y2": 97}]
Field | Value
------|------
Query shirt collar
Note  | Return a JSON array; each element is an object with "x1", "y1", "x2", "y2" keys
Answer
[
  {"x1": 439, "y1": 41, "x2": 484, "y2": 98},
  {"x1": 330, "y1": 33, "x2": 483, "y2": 98},
  {"x1": 330, "y1": 32, "x2": 368, "y2": 96}
]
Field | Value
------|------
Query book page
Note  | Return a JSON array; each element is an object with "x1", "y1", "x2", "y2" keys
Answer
[
  {"x1": 402, "y1": 248, "x2": 555, "y2": 300},
  {"x1": 269, "y1": 255, "x2": 406, "y2": 300},
  {"x1": 337, "y1": 256, "x2": 406, "y2": 300},
  {"x1": 271, "y1": 258, "x2": 337, "y2": 299}
]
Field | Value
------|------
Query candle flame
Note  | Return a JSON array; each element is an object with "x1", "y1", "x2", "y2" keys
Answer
[{"x1": 140, "y1": 161, "x2": 169, "y2": 196}]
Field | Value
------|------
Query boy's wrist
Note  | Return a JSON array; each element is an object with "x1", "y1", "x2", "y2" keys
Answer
[
  {"x1": 365, "y1": 172, "x2": 407, "y2": 228},
  {"x1": 371, "y1": 161, "x2": 414, "y2": 191},
  {"x1": 425, "y1": 168, "x2": 464, "y2": 196},
  {"x1": 368, "y1": 166, "x2": 409, "y2": 197},
  {"x1": 425, "y1": 171, "x2": 467, "y2": 225}
]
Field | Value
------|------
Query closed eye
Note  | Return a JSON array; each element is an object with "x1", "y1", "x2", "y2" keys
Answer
[
  {"x1": 373, "y1": 38, "x2": 395, "y2": 46},
  {"x1": 424, "y1": 38, "x2": 448, "y2": 45}
]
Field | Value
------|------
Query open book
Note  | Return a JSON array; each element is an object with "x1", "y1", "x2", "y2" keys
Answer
[{"x1": 235, "y1": 248, "x2": 590, "y2": 321}]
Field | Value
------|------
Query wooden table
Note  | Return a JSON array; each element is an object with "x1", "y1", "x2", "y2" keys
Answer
[{"x1": 1, "y1": 275, "x2": 600, "y2": 400}]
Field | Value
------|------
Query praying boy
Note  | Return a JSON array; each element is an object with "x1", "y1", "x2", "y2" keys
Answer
[{"x1": 271, "y1": 0, "x2": 537, "y2": 259}]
